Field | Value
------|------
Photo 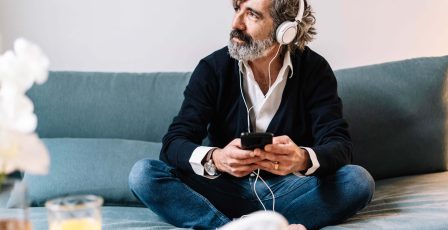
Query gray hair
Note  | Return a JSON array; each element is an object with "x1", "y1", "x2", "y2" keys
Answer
[{"x1": 270, "y1": 0, "x2": 316, "y2": 52}]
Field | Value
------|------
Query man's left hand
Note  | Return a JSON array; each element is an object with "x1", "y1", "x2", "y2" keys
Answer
[{"x1": 253, "y1": 135, "x2": 311, "y2": 176}]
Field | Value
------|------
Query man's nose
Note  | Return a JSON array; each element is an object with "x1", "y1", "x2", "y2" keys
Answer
[{"x1": 232, "y1": 12, "x2": 246, "y2": 31}]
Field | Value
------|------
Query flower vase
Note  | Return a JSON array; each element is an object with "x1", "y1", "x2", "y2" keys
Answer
[{"x1": 0, "y1": 177, "x2": 32, "y2": 230}]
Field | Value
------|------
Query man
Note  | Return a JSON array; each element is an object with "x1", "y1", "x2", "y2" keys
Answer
[{"x1": 129, "y1": 0, "x2": 375, "y2": 229}]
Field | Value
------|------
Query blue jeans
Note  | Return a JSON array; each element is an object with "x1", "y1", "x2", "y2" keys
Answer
[{"x1": 129, "y1": 159, "x2": 374, "y2": 230}]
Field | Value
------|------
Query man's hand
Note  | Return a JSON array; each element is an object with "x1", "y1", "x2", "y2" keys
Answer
[
  {"x1": 213, "y1": 138, "x2": 263, "y2": 177},
  {"x1": 254, "y1": 135, "x2": 311, "y2": 176}
]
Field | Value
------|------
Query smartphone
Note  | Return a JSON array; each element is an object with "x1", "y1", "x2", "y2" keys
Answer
[{"x1": 240, "y1": 132, "x2": 274, "y2": 150}]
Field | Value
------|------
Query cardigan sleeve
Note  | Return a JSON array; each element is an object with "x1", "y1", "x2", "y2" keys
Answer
[
  {"x1": 160, "y1": 60, "x2": 218, "y2": 173},
  {"x1": 304, "y1": 58, "x2": 353, "y2": 176}
]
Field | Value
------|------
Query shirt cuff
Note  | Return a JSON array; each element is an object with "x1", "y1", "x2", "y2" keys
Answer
[
  {"x1": 189, "y1": 146, "x2": 220, "y2": 179},
  {"x1": 293, "y1": 147, "x2": 320, "y2": 176}
]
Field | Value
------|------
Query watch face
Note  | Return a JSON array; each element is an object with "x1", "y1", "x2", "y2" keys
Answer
[{"x1": 205, "y1": 160, "x2": 217, "y2": 176}]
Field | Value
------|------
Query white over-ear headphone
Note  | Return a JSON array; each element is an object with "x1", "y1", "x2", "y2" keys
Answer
[{"x1": 275, "y1": 0, "x2": 305, "y2": 45}]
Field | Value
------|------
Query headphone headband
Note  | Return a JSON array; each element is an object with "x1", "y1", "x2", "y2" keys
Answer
[{"x1": 296, "y1": 0, "x2": 305, "y2": 22}]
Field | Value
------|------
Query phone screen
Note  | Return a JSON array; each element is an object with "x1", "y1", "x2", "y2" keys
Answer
[{"x1": 240, "y1": 132, "x2": 273, "y2": 150}]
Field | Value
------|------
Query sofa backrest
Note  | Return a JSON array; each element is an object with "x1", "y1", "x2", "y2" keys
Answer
[
  {"x1": 27, "y1": 72, "x2": 191, "y2": 143},
  {"x1": 335, "y1": 56, "x2": 448, "y2": 179},
  {"x1": 28, "y1": 56, "x2": 448, "y2": 180}
]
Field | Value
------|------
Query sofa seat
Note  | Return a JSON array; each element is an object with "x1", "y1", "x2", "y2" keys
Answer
[
  {"x1": 0, "y1": 206, "x2": 183, "y2": 230},
  {"x1": 1, "y1": 172, "x2": 447, "y2": 229},
  {"x1": 324, "y1": 171, "x2": 448, "y2": 229}
]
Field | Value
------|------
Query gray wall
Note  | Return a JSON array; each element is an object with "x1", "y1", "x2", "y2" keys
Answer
[{"x1": 1, "y1": 0, "x2": 447, "y2": 72}]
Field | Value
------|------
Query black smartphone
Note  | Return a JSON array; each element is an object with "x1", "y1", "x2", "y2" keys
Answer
[{"x1": 240, "y1": 132, "x2": 274, "y2": 150}]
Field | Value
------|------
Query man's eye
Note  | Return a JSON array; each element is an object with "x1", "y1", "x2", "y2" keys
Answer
[
  {"x1": 234, "y1": 7, "x2": 240, "y2": 12},
  {"x1": 248, "y1": 11, "x2": 258, "y2": 19}
]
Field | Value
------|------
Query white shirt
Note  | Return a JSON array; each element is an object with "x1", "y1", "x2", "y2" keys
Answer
[{"x1": 189, "y1": 51, "x2": 320, "y2": 178}]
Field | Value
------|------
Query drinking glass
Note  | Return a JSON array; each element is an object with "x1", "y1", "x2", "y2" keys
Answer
[{"x1": 45, "y1": 195, "x2": 103, "y2": 230}]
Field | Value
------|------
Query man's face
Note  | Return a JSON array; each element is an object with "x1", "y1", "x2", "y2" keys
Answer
[{"x1": 228, "y1": 0, "x2": 276, "y2": 61}]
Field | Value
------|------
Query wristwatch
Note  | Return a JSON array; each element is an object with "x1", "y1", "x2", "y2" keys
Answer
[{"x1": 204, "y1": 148, "x2": 220, "y2": 176}]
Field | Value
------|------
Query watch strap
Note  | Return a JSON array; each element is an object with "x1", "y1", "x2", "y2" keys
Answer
[
  {"x1": 205, "y1": 148, "x2": 217, "y2": 163},
  {"x1": 204, "y1": 148, "x2": 219, "y2": 176}
]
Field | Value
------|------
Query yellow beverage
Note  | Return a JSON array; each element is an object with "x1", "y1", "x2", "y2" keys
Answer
[{"x1": 49, "y1": 218, "x2": 101, "y2": 230}]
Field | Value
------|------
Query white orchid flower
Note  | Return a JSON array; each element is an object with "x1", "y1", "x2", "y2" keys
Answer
[
  {"x1": 0, "y1": 38, "x2": 49, "y2": 94},
  {"x1": 14, "y1": 38, "x2": 49, "y2": 85},
  {"x1": 0, "y1": 131, "x2": 49, "y2": 175},
  {"x1": 0, "y1": 38, "x2": 50, "y2": 175},
  {"x1": 0, "y1": 84, "x2": 37, "y2": 133}
]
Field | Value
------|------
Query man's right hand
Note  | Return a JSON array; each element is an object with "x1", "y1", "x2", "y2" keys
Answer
[{"x1": 213, "y1": 138, "x2": 262, "y2": 177}]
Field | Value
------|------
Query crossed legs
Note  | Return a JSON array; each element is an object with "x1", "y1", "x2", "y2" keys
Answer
[{"x1": 129, "y1": 159, "x2": 374, "y2": 230}]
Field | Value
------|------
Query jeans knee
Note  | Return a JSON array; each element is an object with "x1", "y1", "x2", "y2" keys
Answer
[
  {"x1": 128, "y1": 159, "x2": 171, "y2": 195},
  {"x1": 339, "y1": 165, "x2": 375, "y2": 207},
  {"x1": 129, "y1": 158, "x2": 150, "y2": 193}
]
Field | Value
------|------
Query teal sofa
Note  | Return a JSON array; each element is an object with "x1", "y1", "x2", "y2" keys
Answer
[{"x1": 1, "y1": 55, "x2": 448, "y2": 229}]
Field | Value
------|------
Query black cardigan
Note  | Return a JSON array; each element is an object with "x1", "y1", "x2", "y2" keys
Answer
[{"x1": 161, "y1": 46, "x2": 352, "y2": 176}]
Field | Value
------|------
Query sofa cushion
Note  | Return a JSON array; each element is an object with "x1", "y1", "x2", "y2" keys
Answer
[
  {"x1": 334, "y1": 56, "x2": 448, "y2": 179},
  {"x1": 27, "y1": 72, "x2": 191, "y2": 142},
  {"x1": 8, "y1": 138, "x2": 161, "y2": 207},
  {"x1": 323, "y1": 171, "x2": 448, "y2": 229}
]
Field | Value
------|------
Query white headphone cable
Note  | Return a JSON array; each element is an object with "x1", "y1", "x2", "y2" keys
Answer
[
  {"x1": 257, "y1": 44, "x2": 281, "y2": 211},
  {"x1": 267, "y1": 44, "x2": 283, "y2": 96},
  {"x1": 238, "y1": 44, "x2": 281, "y2": 214},
  {"x1": 252, "y1": 169, "x2": 276, "y2": 212},
  {"x1": 239, "y1": 68, "x2": 254, "y2": 133}
]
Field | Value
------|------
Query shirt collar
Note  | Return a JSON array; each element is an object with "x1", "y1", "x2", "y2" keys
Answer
[{"x1": 238, "y1": 50, "x2": 294, "y2": 79}]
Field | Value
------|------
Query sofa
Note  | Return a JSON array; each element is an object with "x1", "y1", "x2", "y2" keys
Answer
[{"x1": 1, "y1": 55, "x2": 448, "y2": 229}]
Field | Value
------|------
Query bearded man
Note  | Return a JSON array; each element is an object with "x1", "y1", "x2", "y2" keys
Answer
[{"x1": 129, "y1": 0, "x2": 375, "y2": 229}]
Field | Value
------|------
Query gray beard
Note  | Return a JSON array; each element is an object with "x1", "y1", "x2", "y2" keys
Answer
[{"x1": 228, "y1": 37, "x2": 275, "y2": 61}]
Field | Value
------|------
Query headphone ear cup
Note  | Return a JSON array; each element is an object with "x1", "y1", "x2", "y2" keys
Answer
[{"x1": 276, "y1": 21, "x2": 298, "y2": 45}]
